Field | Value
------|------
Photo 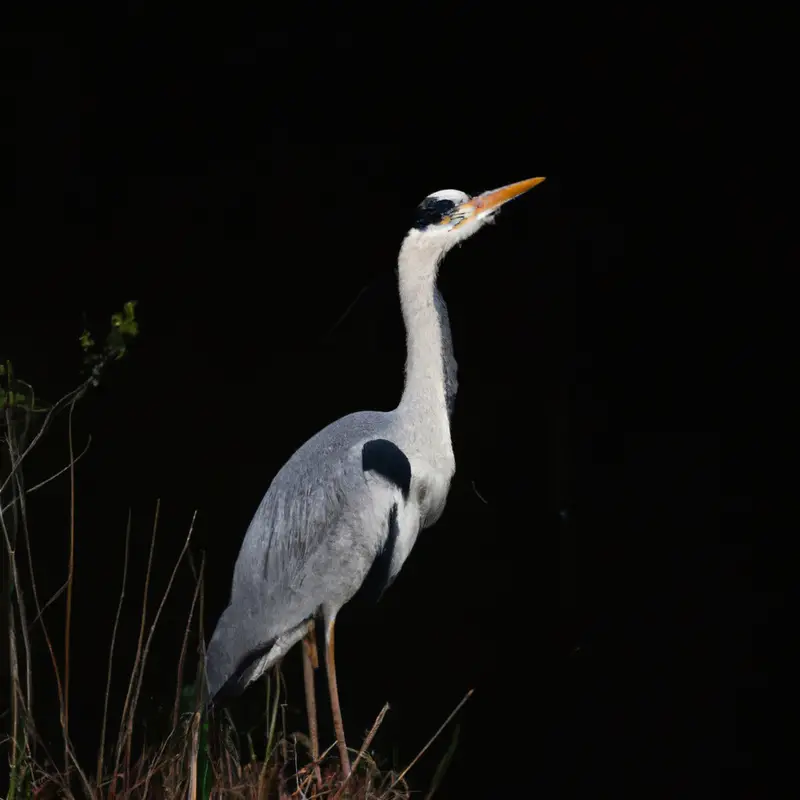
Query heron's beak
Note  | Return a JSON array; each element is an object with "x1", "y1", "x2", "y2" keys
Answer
[{"x1": 453, "y1": 176, "x2": 546, "y2": 227}]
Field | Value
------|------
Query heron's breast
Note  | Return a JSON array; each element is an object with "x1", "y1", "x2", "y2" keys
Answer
[{"x1": 411, "y1": 460, "x2": 454, "y2": 528}]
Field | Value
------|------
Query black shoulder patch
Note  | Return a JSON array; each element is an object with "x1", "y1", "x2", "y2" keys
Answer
[
  {"x1": 362, "y1": 439, "x2": 411, "y2": 499},
  {"x1": 358, "y1": 503, "x2": 400, "y2": 604}
]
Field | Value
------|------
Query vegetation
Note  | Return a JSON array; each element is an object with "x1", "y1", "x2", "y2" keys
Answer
[{"x1": 1, "y1": 303, "x2": 465, "y2": 799}]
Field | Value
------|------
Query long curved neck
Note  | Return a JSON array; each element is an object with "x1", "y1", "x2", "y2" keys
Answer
[{"x1": 396, "y1": 245, "x2": 458, "y2": 431}]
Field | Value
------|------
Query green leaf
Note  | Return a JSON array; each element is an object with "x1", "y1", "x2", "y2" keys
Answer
[
  {"x1": 78, "y1": 300, "x2": 140, "y2": 385},
  {"x1": 79, "y1": 330, "x2": 95, "y2": 350},
  {"x1": 110, "y1": 301, "x2": 138, "y2": 337}
]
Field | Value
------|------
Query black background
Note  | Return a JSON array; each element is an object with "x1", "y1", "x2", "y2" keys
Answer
[{"x1": 2, "y1": 9, "x2": 777, "y2": 798}]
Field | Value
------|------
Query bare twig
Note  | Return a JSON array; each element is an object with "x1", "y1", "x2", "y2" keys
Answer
[
  {"x1": 0, "y1": 382, "x2": 89, "y2": 497},
  {"x1": 1, "y1": 471, "x2": 66, "y2": 777},
  {"x1": 260, "y1": 668, "x2": 281, "y2": 787},
  {"x1": 471, "y1": 480, "x2": 488, "y2": 504},
  {"x1": 390, "y1": 689, "x2": 474, "y2": 789},
  {"x1": 28, "y1": 578, "x2": 69, "y2": 630},
  {"x1": 123, "y1": 510, "x2": 197, "y2": 780},
  {"x1": 424, "y1": 724, "x2": 461, "y2": 800},
  {"x1": 8, "y1": 415, "x2": 79, "y2": 752},
  {"x1": 333, "y1": 702, "x2": 390, "y2": 800},
  {"x1": 7, "y1": 589, "x2": 22, "y2": 797},
  {"x1": 114, "y1": 499, "x2": 160, "y2": 776},
  {"x1": 3, "y1": 405, "x2": 35, "y2": 715},
  {"x1": 187, "y1": 711, "x2": 201, "y2": 800},
  {"x1": 62, "y1": 395, "x2": 79, "y2": 762},
  {"x1": 172, "y1": 553, "x2": 204, "y2": 732},
  {"x1": 0, "y1": 435, "x2": 92, "y2": 518},
  {"x1": 186, "y1": 548, "x2": 208, "y2": 709},
  {"x1": 322, "y1": 280, "x2": 373, "y2": 340},
  {"x1": 1, "y1": 424, "x2": 35, "y2": 788},
  {"x1": 97, "y1": 509, "x2": 132, "y2": 789},
  {"x1": 64, "y1": 735, "x2": 95, "y2": 800},
  {"x1": 142, "y1": 727, "x2": 177, "y2": 799}
]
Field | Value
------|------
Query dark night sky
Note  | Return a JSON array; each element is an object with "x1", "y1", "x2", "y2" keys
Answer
[{"x1": 1, "y1": 10, "x2": 775, "y2": 799}]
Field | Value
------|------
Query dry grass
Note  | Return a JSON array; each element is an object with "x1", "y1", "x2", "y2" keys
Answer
[
  {"x1": 1, "y1": 360, "x2": 470, "y2": 800},
  {"x1": 11, "y1": 709, "x2": 416, "y2": 800}
]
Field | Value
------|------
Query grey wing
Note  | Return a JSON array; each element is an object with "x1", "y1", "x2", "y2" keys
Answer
[
  {"x1": 234, "y1": 437, "x2": 386, "y2": 621},
  {"x1": 206, "y1": 412, "x2": 400, "y2": 700}
]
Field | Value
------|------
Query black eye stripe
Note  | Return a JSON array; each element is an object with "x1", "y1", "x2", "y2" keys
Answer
[{"x1": 412, "y1": 198, "x2": 457, "y2": 230}]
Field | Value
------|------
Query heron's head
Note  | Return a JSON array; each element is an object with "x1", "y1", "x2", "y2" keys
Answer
[{"x1": 400, "y1": 176, "x2": 546, "y2": 268}]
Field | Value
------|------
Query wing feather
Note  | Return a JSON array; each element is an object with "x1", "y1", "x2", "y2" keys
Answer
[
  {"x1": 206, "y1": 411, "x2": 401, "y2": 701},
  {"x1": 231, "y1": 411, "x2": 394, "y2": 624}
]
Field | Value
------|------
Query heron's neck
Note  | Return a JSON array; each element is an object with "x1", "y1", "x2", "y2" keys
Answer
[{"x1": 396, "y1": 249, "x2": 458, "y2": 436}]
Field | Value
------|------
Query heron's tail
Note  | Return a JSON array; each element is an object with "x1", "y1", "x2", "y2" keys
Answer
[{"x1": 205, "y1": 602, "x2": 277, "y2": 707}]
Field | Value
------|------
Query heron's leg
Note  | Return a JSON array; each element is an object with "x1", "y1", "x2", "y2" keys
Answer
[
  {"x1": 302, "y1": 622, "x2": 322, "y2": 786},
  {"x1": 324, "y1": 617, "x2": 351, "y2": 777}
]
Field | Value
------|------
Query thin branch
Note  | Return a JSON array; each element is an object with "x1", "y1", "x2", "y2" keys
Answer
[
  {"x1": 62, "y1": 395, "x2": 79, "y2": 767},
  {"x1": 7, "y1": 586, "x2": 22, "y2": 796},
  {"x1": 187, "y1": 711, "x2": 201, "y2": 800},
  {"x1": 0, "y1": 458, "x2": 34, "y2": 748},
  {"x1": 0, "y1": 381, "x2": 89, "y2": 497},
  {"x1": 471, "y1": 480, "x2": 489, "y2": 505},
  {"x1": 97, "y1": 509, "x2": 132, "y2": 789},
  {"x1": 119, "y1": 509, "x2": 197, "y2": 779},
  {"x1": 28, "y1": 578, "x2": 69, "y2": 630},
  {"x1": 3, "y1": 406, "x2": 35, "y2": 715},
  {"x1": 2, "y1": 413, "x2": 79, "y2": 749},
  {"x1": 0, "y1": 435, "x2": 92, "y2": 517},
  {"x1": 332, "y1": 703, "x2": 390, "y2": 800},
  {"x1": 390, "y1": 689, "x2": 474, "y2": 789},
  {"x1": 321, "y1": 279, "x2": 373, "y2": 339},
  {"x1": 424, "y1": 723, "x2": 461, "y2": 800},
  {"x1": 0, "y1": 328, "x2": 134, "y2": 501},
  {"x1": 1, "y1": 479, "x2": 66, "y2": 775},
  {"x1": 64, "y1": 732, "x2": 94, "y2": 800},
  {"x1": 114, "y1": 499, "x2": 159, "y2": 775},
  {"x1": 141, "y1": 726, "x2": 176, "y2": 800},
  {"x1": 172, "y1": 553, "x2": 204, "y2": 732},
  {"x1": 187, "y1": 548, "x2": 209, "y2": 709}
]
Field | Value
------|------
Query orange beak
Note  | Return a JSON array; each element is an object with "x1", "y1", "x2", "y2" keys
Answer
[{"x1": 453, "y1": 176, "x2": 546, "y2": 226}]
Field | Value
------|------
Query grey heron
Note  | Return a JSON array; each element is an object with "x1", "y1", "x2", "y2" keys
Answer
[{"x1": 205, "y1": 175, "x2": 545, "y2": 779}]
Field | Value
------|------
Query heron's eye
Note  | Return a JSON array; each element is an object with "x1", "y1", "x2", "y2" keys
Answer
[{"x1": 412, "y1": 198, "x2": 457, "y2": 230}]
